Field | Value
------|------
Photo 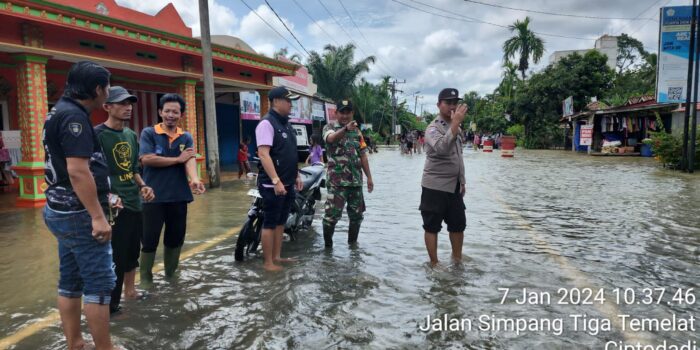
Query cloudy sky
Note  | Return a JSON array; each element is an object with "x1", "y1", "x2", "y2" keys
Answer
[{"x1": 116, "y1": 0, "x2": 690, "y2": 114}]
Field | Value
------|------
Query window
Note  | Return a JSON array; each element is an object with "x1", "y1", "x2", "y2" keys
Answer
[
  {"x1": 136, "y1": 51, "x2": 158, "y2": 60},
  {"x1": 79, "y1": 40, "x2": 106, "y2": 50}
]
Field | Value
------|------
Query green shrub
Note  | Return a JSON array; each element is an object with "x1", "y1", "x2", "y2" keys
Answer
[
  {"x1": 648, "y1": 125, "x2": 700, "y2": 170},
  {"x1": 506, "y1": 124, "x2": 525, "y2": 147}
]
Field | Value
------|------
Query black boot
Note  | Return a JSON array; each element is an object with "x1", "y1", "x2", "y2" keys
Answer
[
  {"x1": 348, "y1": 222, "x2": 361, "y2": 244},
  {"x1": 323, "y1": 224, "x2": 335, "y2": 248}
]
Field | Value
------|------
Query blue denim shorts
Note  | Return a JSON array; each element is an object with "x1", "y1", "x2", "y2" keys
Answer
[
  {"x1": 259, "y1": 185, "x2": 295, "y2": 229},
  {"x1": 43, "y1": 206, "x2": 116, "y2": 305}
]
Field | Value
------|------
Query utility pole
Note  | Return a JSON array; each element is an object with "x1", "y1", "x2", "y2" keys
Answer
[
  {"x1": 682, "y1": 0, "x2": 698, "y2": 172},
  {"x1": 690, "y1": 0, "x2": 700, "y2": 173},
  {"x1": 199, "y1": 0, "x2": 220, "y2": 187},
  {"x1": 389, "y1": 79, "x2": 405, "y2": 143},
  {"x1": 413, "y1": 94, "x2": 422, "y2": 115}
]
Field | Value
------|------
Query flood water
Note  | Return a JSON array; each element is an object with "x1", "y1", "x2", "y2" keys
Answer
[{"x1": 0, "y1": 148, "x2": 698, "y2": 349}]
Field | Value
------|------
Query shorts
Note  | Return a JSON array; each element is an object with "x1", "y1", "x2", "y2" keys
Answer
[
  {"x1": 259, "y1": 185, "x2": 295, "y2": 229},
  {"x1": 419, "y1": 186, "x2": 466, "y2": 233},
  {"x1": 43, "y1": 206, "x2": 116, "y2": 305}
]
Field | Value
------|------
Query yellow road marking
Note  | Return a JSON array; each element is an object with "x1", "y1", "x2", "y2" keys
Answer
[
  {"x1": 484, "y1": 184, "x2": 652, "y2": 344},
  {"x1": 0, "y1": 226, "x2": 241, "y2": 349}
]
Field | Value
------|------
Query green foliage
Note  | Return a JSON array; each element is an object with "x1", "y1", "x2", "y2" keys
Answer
[
  {"x1": 463, "y1": 91, "x2": 511, "y2": 134},
  {"x1": 649, "y1": 131, "x2": 683, "y2": 168},
  {"x1": 506, "y1": 124, "x2": 525, "y2": 146},
  {"x1": 362, "y1": 129, "x2": 384, "y2": 144},
  {"x1": 503, "y1": 16, "x2": 545, "y2": 79},
  {"x1": 511, "y1": 51, "x2": 614, "y2": 148},
  {"x1": 616, "y1": 33, "x2": 649, "y2": 74},
  {"x1": 273, "y1": 47, "x2": 302, "y2": 64},
  {"x1": 306, "y1": 44, "x2": 375, "y2": 101},
  {"x1": 649, "y1": 122, "x2": 700, "y2": 170}
]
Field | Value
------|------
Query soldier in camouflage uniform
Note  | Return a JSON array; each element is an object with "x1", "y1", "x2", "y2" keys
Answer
[{"x1": 322, "y1": 100, "x2": 374, "y2": 248}]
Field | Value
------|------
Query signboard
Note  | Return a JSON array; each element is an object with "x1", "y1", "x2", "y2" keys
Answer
[
  {"x1": 657, "y1": 6, "x2": 696, "y2": 103},
  {"x1": 325, "y1": 102, "x2": 337, "y2": 123},
  {"x1": 1, "y1": 130, "x2": 21, "y2": 149},
  {"x1": 289, "y1": 96, "x2": 312, "y2": 124},
  {"x1": 580, "y1": 125, "x2": 593, "y2": 146},
  {"x1": 273, "y1": 56, "x2": 314, "y2": 95},
  {"x1": 240, "y1": 91, "x2": 260, "y2": 120},
  {"x1": 311, "y1": 100, "x2": 325, "y2": 121},
  {"x1": 563, "y1": 96, "x2": 574, "y2": 116}
]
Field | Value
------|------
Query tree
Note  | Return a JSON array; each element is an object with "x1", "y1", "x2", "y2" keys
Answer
[
  {"x1": 273, "y1": 47, "x2": 302, "y2": 64},
  {"x1": 503, "y1": 16, "x2": 545, "y2": 80},
  {"x1": 616, "y1": 33, "x2": 649, "y2": 74},
  {"x1": 306, "y1": 44, "x2": 375, "y2": 101},
  {"x1": 498, "y1": 61, "x2": 519, "y2": 99},
  {"x1": 352, "y1": 77, "x2": 390, "y2": 126},
  {"x1": 512, "y1": 51, "x2": 614, "y2": 148}
]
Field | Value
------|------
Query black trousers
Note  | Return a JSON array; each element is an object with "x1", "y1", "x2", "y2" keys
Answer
[
  {"x1": 110, "y1": 209, "x2": 143, "y2": 312},
  {"x1": 141, "y1": 202, "x2": 188, "y2": 253}
]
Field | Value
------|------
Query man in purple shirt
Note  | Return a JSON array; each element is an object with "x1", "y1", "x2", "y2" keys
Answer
[{"x1": 255, "y1": 86, "x2": 303, "y2": 272}]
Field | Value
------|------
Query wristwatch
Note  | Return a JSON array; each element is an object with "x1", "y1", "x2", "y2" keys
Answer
[{"x1": 272, "y1": 177, "x2": 280, "y2": 185}]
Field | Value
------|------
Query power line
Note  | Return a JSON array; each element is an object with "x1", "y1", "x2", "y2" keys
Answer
[
  {"x1": 395, "y1": 0, "x2": 598, "y2": 41},
  {"x1": 290, "y1": 0, "x2": 340, "y2": 46},
  {"x1": 336, "y1": 0, "x2": 399, "y2": 79},
  {"x1": 264, "y1": 0, "x2": 311, "y2": 57},
  {"x1": 616, "y1": 0, "x2": 666, "y2": 35},
  {"x1": 238, "y1": 0, "x2": 306, "y2": 58},
  {"x1": 316, "y1": 0, "x2": 397, "y2": 78},
  {"x1": 462, "y1": 0, "x2": 656, "y2": 21}
]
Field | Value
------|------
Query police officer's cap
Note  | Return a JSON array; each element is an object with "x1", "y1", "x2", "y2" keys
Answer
[
  {"x1": 268, "y1": 86, "x2": 300, "y2": 101},
  {"x1": 437, "y1": 88, "x2": 463, "y2": 101}
]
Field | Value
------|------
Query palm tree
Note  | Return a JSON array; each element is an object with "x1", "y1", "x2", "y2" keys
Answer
[
  {"x1": 273, "y1": 47, "x2": 302, "y2": 64},
  {"x1": 498, "y1": 61, "x2": 519, "y2": 99},
  {"x1": 352, "y1": 78, "x2": 386, "y2": 124},
  {"x1": 306, "y1": 43, "x2": 375, "y2": 101},
  {"x1": 503, "y1": 17, "x2": 545, "y2": 79}
]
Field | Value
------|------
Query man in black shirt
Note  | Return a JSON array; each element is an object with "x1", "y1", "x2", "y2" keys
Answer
[{"x1": 43, "y1": 61, "x2": 118, "y2": 350}]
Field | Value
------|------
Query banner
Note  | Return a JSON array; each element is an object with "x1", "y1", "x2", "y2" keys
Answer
[
  {"x1": 580, "y1": 125, "x2": 593, "y2": 146},
  {"x1": 657, "y1": 6, "x2": 696, "y2": 103},
  {"x1": 289, "y1": 96, "x2": 312, "y2": 124},
  {"x1": 325, "y1": 102, "x2": 337, "y2": 123},
  {"x1": 562, "y1": 96, "x2": 574, "y2": 116},
  {"x1": 240, "y1": 91, "x2": 260, "y2": 120},
  {"x1": 311, "y1": 100, "x2": 326, "y2": 121}
]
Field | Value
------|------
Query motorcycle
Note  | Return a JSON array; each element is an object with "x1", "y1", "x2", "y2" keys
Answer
[{"x1": 234, "y1": 162, "x2": 325, "y2": 262}]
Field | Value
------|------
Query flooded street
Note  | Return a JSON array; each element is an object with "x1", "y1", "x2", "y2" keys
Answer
[{"x1": 1, "y1": 148, "x2": 699, "y2": 349}]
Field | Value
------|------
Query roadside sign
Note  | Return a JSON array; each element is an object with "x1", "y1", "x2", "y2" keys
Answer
[
  {"x1": 657, "y1": 6, "x2": 697, "y2": 103},
  {"x1": 580, "y1": 125, "x2": 593, "y2": 146}
]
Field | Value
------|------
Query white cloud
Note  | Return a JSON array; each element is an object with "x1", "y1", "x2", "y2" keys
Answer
[
  {"x1": 115, "y1": 0, "x2": 238, "y2": 36},
  {"x1": 237, "y1": 5, "x2": 301, "y2": 57}
]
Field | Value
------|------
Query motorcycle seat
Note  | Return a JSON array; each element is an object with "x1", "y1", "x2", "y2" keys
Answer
[{"x1": 299, "y1": 165, "x2": 324, "y2": 191}]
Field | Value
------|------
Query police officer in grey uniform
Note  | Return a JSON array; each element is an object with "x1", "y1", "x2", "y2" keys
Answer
[{"x1": 420, "y1": 88, "x2": 468, "y2": 267}]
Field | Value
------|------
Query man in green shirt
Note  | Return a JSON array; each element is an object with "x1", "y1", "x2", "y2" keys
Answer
[{"x1": 95, "y1": 86, "x2": 155, "y2": 314}]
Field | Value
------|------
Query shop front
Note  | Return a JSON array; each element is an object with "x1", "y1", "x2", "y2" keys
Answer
[{"x1": 0, "y1": 0, "x2": 297, "y2": 206}]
